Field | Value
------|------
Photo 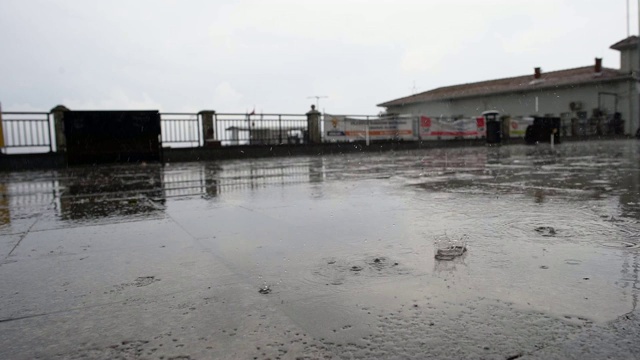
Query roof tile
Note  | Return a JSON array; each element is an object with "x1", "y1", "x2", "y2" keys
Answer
[{"x1": 378, "y1": 66, "x2": 630, "y2": 108}]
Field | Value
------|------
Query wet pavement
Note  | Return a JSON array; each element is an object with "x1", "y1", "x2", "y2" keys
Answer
[{"x1": 1, "y1": 139, "x2": 640, "y2": 359}]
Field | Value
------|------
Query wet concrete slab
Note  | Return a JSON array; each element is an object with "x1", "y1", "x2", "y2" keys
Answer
[
  {"x1": 0, "y1": 282, "x2": 329, "y2": 360},
  {"x1": 1, "y1": 140, "x2": 640, "y2": 359},
  {"x1": 0, "y1": 234, "x2": 21, "y2": 258}
]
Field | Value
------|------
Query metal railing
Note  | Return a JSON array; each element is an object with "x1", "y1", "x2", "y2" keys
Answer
[
  {"x1": 160, "y1": 113, "x2": 200, "y2": 148},
  {"x1": 6, "y1": 109, "x2": 611, "y2": 156},
  {"x1": 1, "y1": 112, "x2": 54, "y2": 153},
  {"x1": 214, "y1": 113, "x2": 308, "y2": 146}
]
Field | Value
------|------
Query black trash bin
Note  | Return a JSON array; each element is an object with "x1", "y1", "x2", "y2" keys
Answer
[{"x1": 483, "y1": 111, "x2": 501, "y2": 144}]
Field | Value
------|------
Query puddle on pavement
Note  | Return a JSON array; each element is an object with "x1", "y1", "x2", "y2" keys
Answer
[
  {"x1": 3, "y1": 140, "x2": 640, "y2": 357},
  {"x1": 308, "y1": 255, "x2": 409, "y2": 287}
]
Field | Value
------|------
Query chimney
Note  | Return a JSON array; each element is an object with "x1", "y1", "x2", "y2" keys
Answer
[
  {"x1": 594, "y1": 57, "x2": 602, "y2": 73},
  {"x1": 534, "y1": 67, "x2": 541, "y2": 79}
]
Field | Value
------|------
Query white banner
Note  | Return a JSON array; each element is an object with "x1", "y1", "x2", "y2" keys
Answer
[
  {"x1": 509, "y1": 117, "x2": 534, "y2": 137},
  {"x1": 419, "y1": 116, "x2": 485, "y2": 139},
  {"x1": 324, "y1": 115, "x2": 415, "y2": 141}
]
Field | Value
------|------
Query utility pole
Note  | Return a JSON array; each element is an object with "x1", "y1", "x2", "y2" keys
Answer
[
  {"x1": 307, "y1": 96, "x2": 328, "y2": 109},
  {"x1": 410, "y1": 81, "x2": 417, "y2": 95},
  {"x1": 628, "y1": 0, "x2": 631, "y2": 37}
]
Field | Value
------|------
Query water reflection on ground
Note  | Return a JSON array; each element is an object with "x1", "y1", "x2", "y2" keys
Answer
[
  {"x1": 1, "y1": 140, "x2": 640, "y2": 359},
  {"x1": 2, "y1": 140, "x2": 639, "y2": 224}
]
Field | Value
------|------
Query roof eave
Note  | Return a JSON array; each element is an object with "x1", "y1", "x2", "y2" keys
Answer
[
  {"x1": 376, "y1": 97, "x2": 421, "y2": 108},
  {"x1": 379, "y1": 75, "x2": 633, "y2": 108},
  {"x1": 611, "y1": 44, "x2": 636, "y2": 51},
  {"x1": 610, "y1": 36, "x2": 638, "y2": 50}
]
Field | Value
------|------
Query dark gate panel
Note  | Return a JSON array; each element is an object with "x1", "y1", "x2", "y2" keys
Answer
[{"x1": 64, "y1": 111, "x2": 161, "y2": 165}]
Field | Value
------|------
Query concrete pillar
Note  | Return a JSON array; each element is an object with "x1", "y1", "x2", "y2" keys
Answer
[
  {"x1": 306, "y1": 105, "x2": 321, "y2": 144},
  {"x1": 50, "y1": 105, "x2": 69, "y2": 153},
  {"x1": 198, "y1": 110, "x2": 217, "y2": 147}
]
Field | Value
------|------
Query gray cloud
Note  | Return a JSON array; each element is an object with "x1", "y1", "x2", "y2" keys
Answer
[{"x1": 0, "y1": 0, "x2": 633, "y2": 114}]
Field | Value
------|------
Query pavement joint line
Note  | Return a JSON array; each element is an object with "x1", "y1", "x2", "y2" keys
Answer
[
  {"x1": 5, "y1": 215, "x2": 40, "y2": 259},
  {"x1": 163, "y1": 204, "x2": 346, "y2": 312},
  {"x1": 25, "y1": 215, "x2": 170, "y2": 234},
  {"x1": 161, "y1": 206, "x2": 260, "y2": 287},
  {"x1": 4, "y1": 242, "x2": 199, "y2": 262},
  {"x1": 0, "y1": 279, "x2": 246, "y2": 325},
  {"x1": 0, "y1": 231, "x2": 30, "y2": 237}
]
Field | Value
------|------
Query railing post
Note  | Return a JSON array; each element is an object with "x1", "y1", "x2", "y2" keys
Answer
[
  {"x1": 247, "y1": 115, "x2": 252, "y2": 145},
  {"x1": 198, "y1": 110, "x2": 217, "y2": 147},
  {"x1": 306, "y1": 105, "x2": 321, "y2": 144},
  {"x1": 50, "y1": 105, "x2": 69, "y2": 153},
  {"x1": 278, "y1": 115, "x2": 282, "y2": 144},
  {"x1": 365, "y1": 116, "x2": 370, "y2": 146},
  {"x1": 0, "y1": 103, "x2": 4, "y2": 152}
]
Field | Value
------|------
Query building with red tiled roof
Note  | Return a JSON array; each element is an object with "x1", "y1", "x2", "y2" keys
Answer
[{"x1": 378, "y1": 37, "x2": 639, "y2": 135}]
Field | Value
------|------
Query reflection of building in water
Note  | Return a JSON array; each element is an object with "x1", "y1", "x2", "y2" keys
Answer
[
  {"x1": 617, "y1": 152, "x2": 640, "y2": 310},
  {"x1": 161, "y1": 162, "x2": 314, "y2": 197},
  {"x1": 161, "y1": 164, "x2": 216, "y2": 198},
  {"x1": 617, "y1": 147, "x2": 640, "y2": 219},
  {"x1": 420, "y1": 150, "x2": 488, "y2": 170},
  {"x1": 0, "y1": 171, "x2": 165, "y2": 223},
  {"x1": 2, "y1": 179, "x2": 60, "y2": 208},
  {"x1": 308, "y1": 158, "x2": 326, "y2": 184},
  {"x1": 239, "y1": 162, "x2": 313, "y2": 189},
  {"x1": 616, "y1": 163, "x2": 640, "y2": 312},
  {"x1": 57, "y1": 166, "x2": 165, "y2": 221},
  {"x1": 0, "y1": 163, "x2": 317, "y2": 224},
  {"x1": 0, "y1": 177, "x2": 62, "y2": 228},
  {"x1": 0, "y1": 184, "x2": 10, "y2": 226}
]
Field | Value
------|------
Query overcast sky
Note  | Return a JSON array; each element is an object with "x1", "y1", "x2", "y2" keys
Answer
[{"x1": 0, "y1": 0, "x2": 636, "y2": 114}]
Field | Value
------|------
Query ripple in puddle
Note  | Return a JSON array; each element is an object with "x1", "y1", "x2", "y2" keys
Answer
[
  {"x1": 600, "y1": 241, "x2": 640, "y2": 249},
  {"x1": 564, "y1": 259, "x2": 582, "y2": 265},
  {"x1": 306, "y1": 255, "x2": 410, "y2": 289}
]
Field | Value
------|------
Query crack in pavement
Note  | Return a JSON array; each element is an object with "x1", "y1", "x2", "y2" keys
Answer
[{"x1": 5, "y1": 214, "x2": 40, "y2": 259}]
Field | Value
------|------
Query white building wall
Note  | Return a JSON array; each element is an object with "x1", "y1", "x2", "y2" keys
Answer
[
  {"x1": 387, "y1": 80, "x2": 638, "y2": 134},
  {"x1": 615, "y1": 79, "x2": 638, "y2": 134},
  {"x1": 619, "y1": 47, "x2": 639, "y2": 74}
]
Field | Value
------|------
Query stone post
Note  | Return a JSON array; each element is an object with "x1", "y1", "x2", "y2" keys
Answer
[
  {"x1": 50, "y1": 105, "x2": 70, "y2": 153},
  {"x1": 198, "y1": 110, "x2": 218, "y2": 147},
  {"x1": 306, "y1": 105, "x2": 321, "y2": 144}
]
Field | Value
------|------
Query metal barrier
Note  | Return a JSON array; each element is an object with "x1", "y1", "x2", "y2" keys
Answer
[
  {"x1": 214, "y1": 113, "x2": 308, "y2": 146},
  {"x1": 160, "y1": 113, "x2": 200, "y2": 148},
  {"x1": 1, "y1": 111, "x2": 310, "y2": 152},
  {"x1": 6, "y1": 110, "x2": 586, "y2": 156},
  {"x1": 1, "y1": 112, "x2": 54, "y2": 153}
]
